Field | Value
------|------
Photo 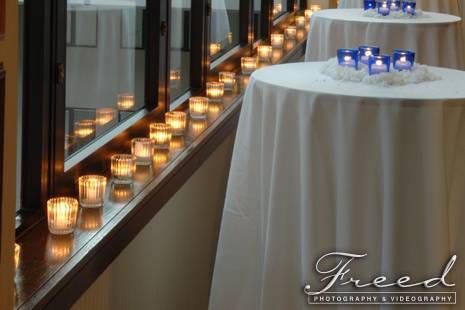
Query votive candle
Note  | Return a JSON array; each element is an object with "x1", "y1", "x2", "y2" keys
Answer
[
  {"x1": 393, "y1": 50, "x2": 415, "y2": 71},
  {"x1": 359, "y1": 45, "x2": 380, "y2": 65},
  {"x1": 377, "y1": 1, "x2": 390, "y2": 15},
  {"x1": 117, "y1": 93, "x2": 135, "y2": 110},
  {"x1": 47, "y1": 197, "x2": 79, "y2": 235},
  {"x1": 149, "y1": 123, "x2": 172, "y2": 149},
  {"x1": 368, "y1": 54, "x2": 391, "y2": 75},
  {"x1": 310, "y1": 4, "x2": 321, "y2": 12},
  {"x1": 189, "y1": 97, "x2": 209, "y2": 119},
  {"x1": 403, "y1": 1, "x2": 416, "y2": 15},
  {"x1": 96, "y1": 108, "x2": 117, "y2": 126},
  {"x1": 131, "y1": 138, "x2": 153, "y2": 164},
  {"x1": 78, "y1": 175, "x2": 107, "y2": 208},
  {"x1": 165, "y1": 111, "x2": 187, "y2": 135},
  {"x1": 219, "y1": 72, "x2": 236, "y2": 91},
  {"x1": 206, "y1": 82, "x2": 225, "y2": 102},
  {"x1": 295, "y1": 16, "x2": 306, "y2": 28},
  {"x1": 257, "y1": 45, "x2": 273, "y2": 62},
  {"x1": 285, "y1": 26, "x2": 297, "y2": 39},
  {"x1": 74, "y1": 120, "x2": 95, "y2": 138},
  {"x1": 210, "y1": 43, "x2": 221, "y2": 56},
  {"x1": 271, "y1": 33, "x2": 284, "y2": 49},
  {"x1": 241, "y1": 57, "x2": 258, "y2": 75},
  {"x1": 337, "y1": 48, "x2": 359, "y2": 69},
  {"x1": 390, "y1": 0, "x2": 401, "y2": 11},
  {"x1": 364, "y1": 0, "x2": 376, "y2": 10},
  {"x1": 111, "y1": 154, "x2": 136, "y2": 184}
]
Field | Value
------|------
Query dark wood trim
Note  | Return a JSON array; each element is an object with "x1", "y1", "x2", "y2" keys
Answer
[
  {"x1": 147, "y1": 0, "x2": 165, "y2": 110},
  {"x1": 0, "y1": 0, "x2": 4, "y2": 40},
  {"x1": 0, "y1": 63, "x2": 5, "y2": 263},
  {"x1": 261, "y1": 0, "x2": 272, "y2": 39},
  {"x1": 239, "y1": 0, "x2": 252, "y2": 45},
  {"x1": 190, "y1": 0, "x2": 207, "y2": 92}
]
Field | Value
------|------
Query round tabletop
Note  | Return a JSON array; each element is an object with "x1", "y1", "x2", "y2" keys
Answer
[
  {"x1": 252, "y1": 62, "x2": 465, "y2": 100},
  {"x1": 314, "y1": 8, "x2": 461, "y2": 25},
  {"x1": 338, "y1": 0, "x2": 461, "y2": 15}
]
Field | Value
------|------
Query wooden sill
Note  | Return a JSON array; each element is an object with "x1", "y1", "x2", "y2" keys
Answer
[{"x1": 14, "y1": 38, "x2": 307, "y2": 310}]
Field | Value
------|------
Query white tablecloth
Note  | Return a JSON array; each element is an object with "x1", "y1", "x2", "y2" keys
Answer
[
  {"x1": 209, "y1": 62, "x2": 465, "y2": 310},
  {"x1": 338, "y1": 0, "x2": 461, "y2": 16},
  {"x1": 305, "y1": 9, "x2": 465, "y2": 70}
]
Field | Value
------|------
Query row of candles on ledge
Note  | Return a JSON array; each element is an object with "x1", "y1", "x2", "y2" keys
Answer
[
  {"x1": 338, "y1": 46, "x2": 416, "y2": 75},
  {"x1": 365, "y1": 0, "x2": 417, "y2": 16},
  {"x1": 274, "y1": 3, "x2": 322, "y2": 18}
]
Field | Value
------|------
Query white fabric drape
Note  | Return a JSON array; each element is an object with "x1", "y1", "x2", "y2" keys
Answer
[
  {"x1": 304, "y1": 9, "x2": 465, "y2": 70},
  {"x1": 209, "y1": 62, "x2": 465, "y2": 310},
  {"x1": 338, "y1": 0, "x2": 461, "y2": 15}
]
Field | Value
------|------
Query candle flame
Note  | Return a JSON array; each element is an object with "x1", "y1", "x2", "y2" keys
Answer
[{"x1": 375, "y1": 60, "x2": 383, "y2": 66}]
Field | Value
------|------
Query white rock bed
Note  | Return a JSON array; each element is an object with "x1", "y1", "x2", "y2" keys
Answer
[
  {"x1": 362, "y1": 9, "x2": 429, "y2": 19},
  {"x1": 321, "y1": 58, "x2": 441, "y2": 86}
]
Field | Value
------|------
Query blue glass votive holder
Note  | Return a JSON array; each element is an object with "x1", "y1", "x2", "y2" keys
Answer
[
  {"x1": 377, "y1": 1, "x2": 390, "y2": 16},
  {"x1": 364, "y1": 0, "x2": 376, "y2": 10},
  {"x1": 402, "y1": 1, "x2": 416, "y2": 15},
  {"x1": 359, "y1": 45, "x2": 381, "y2": 65},
  {"x1": 393, "y1": 50, "x2": 415, "y2": 71},
  {"x1": 368, "y1": 54, "x2": 390, "y2": 75},
  {"x1": 389, "y1": 0, "x2": 401, "y2": 11},
  {"x1": 337, "y1": 48, "x2": 359, "y2": 69}
]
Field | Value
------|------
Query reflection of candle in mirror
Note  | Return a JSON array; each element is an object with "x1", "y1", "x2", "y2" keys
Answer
[
  {"x1": 210, "y1": 43, "x2": 221, "y2": 56},
  {"x1": 295, "y1": 16, "x2": 305, "y2": 28},
  {"x1": 131, "y1": 138, "x2": 153, "y2": 165},
  {"x1": 153, "y1": 149, "x2": 170, "y2": 169},
  {"x1": 111, "y1": 154, "x2": 136, "y2": 184},
  {"x1": 248, "y1": 32, "x2": 254, "y2": 44},
  {"x1": 47, "y1": 234, "x2": 74, "y2": 262},
  {"x1": 79, "y1": 208, "x2": 103, "y2": 231},
  {"x1": 305, "y1": 9, "x2": 313, "y2": 21},
  {"x1": 165, "y1": 111, "x2": 187, "y2": 136},
  {"x1": 227, "y1": 32, "x2": 233, "y2": 44},
  {"x1": 15, "y1": 243, "x2": 20, "y2": 271},
  {"x1": 189, "y1": 97, "x2": 209, "y2": 119},
  {"x1": 74, "y1": 120, "x2": 95, "y2": 138},
  {"x1": 95, "y1": 108, "x2": 117, "y2": 126},
  {"x1": 65, "y1": 135, "x2": 76, "y2": 151},
  {"x1": 275, "y1": 3, "x2": 282, "y2": 13},
  {"x1": 188, "y1": 119, "x2": 208, "y2": 140},
  {"x1": 241, "y1": 57, "x2": 258, "y2": 75},
  {"x1": 150, "y1": 123, "x2": 172, "y2": 149},
  {"x1": 110, "y1": 183, "x2": 134, "y2": 203},
  {"x1": 284, "y1": 26, "x2": 297, "y2": 39},
  {"x1": 271, "y1": 33, "x2": 284, "y2": 49},
  {"x1": 47, "y1": 197, "x2": 79, "y2": 235},
  {"x1": 117, "y1": 93, "x2": 135, "y2": 110},
  {"x1": 170, "y1": 136, "x2": 185, "y2": 152},
  {"x1": 206, "y1": 82, "x2": 225, "y2": 102},
  {"x1": 170, "y1": 69, "x2": 181, "y2": 81},
  {"x1": 78, "y1": 175, "x2": 107, "y2": 208},
  {"x1": 257, "y1": 45, "x2": 273, "y2": 62},
  {"x1": 219, "y1": 72, "x2": 236, "y2": 91}
]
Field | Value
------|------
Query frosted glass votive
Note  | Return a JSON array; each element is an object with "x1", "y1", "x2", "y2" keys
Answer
[
  {"x1": 47, "y1": 197, "x2": 79, "y2": 235},
  {"x1": 74, "y1": 120, "x2": 95, "y2": 138},
  {"x1": 271, "y1": 33, "x2": 284, "y2": 49},
  {"x1": 117, "y1": 93, "x2": 135, "y2": 110},
  {"x1": 295, "y1": 16, "x2": 305, "y2": 28},
  {"x1": 206, "y1": 82, "x2": 225, "y2": 102},
  {"x1": 111, "y1": 154, "x2": 136, "y2": 184},
  {"x1": 241, "y1": 57, "x2": 258, "y2": 75},
  {"x1": 219, "y1": 72, "x2": 236, "y2": 91},
  {"x1": 285, "y1": 26, "x2": 297, "y2": 39},
  {"x1": 78, "y1": 175, "x2": 107, "y2": 208},
  {"x1": 149, "y1": 123, "x2": 172, "y2": 149},
  {"x1": 257, "y1": 45, "x2": 273, "y2": 62},
  {"x1": 189, "y1": 97, "x2": 209, "y2": 119},
  {"x1": 96, "y1": 108, "x2": 117, "y2": 126},
  {"x1": 165, "y1": 111, "x2": 187, "y2": 136},
  {"x1": 131, "y1": 138, "x2": 153, "y2": 165}
]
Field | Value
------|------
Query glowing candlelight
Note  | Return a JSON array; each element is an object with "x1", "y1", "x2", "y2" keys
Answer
[
  {"x1": 271, "y1": 33, "x2": 284, "y2": 49},
  {"x1": 189, "y1": 96, "x2": 209, "y2": 119},
  {"x1": 248, "y1": 32, "x2": 254, "y2": 44},
  {"x1": 257, "y1": 45, "x2": 273, "y2": 62},
  {"x1": 15, "y1": 243, "x2": 20, "y2": 271},
  {"x1": 47, "y1": 197, "x2": 79, "y2": 235},
  {"x1": 170, "y1": 69, "x2": 181, "y2": 81},
  {"x1": 219, "y1": 72, "x2": 236, "y2": 91},
  {"x1": 227, "y1": 32, "x2": 233, "y2": 44},
  {"x1": 295, "y1": 16, "x2": 305, "y2": 28},
  {"x1": 47, "y1": 235, "x2": 74, "y2": 262},
  {"x1": 110, "y1": 183, "x2": 134, "y2": 203},
  {"x1": 78, "y1": 175, "x2": 107, "y2": 208},
  {"x1": 285, "y1": 26, "x2": 297, "y2": 39},
  {"x1": 74, "y1": 120, "x2": 95, "y2": 138},
  {"x1": 210, "y1": 43, "x2": 221, "y2": 56},
  {"x1": 310, "y1": 4, "x2": 321, "y2": 11},
  {"x1": 241, "y1": 57, "x2": 258, "y2": 75},
  {"x1": 274, "y1": 3, "x2": 282, "y2": 13},
  {"x1": 208, "y1": 102, "x2": 224, "y2": 121},
  {"x1": 206, "y1": 82, "x2": 225, "y2": 102},
  {"x1": 272, "y1": 49, "x2": 284, "y2": 63},
  {"x1": 170, "y1": 136, "x2": 185, "y2": 152},
  {"x1": 111, "y1": 154, "x2": 136, "y2": 184},
  {"x1": 188, "y1": 119, "x2": 208, "y2": 140},
  {"x1": 117, "y1": 93, "x2": 135, "y2": 111},
  {"x1": 165, "y1": 111, "x2": 187, "y2": 136},
  {"x1": 149, "y1": 123, "x2": 172, "y2": 149},
  {"x1": 95, "y1": 108, "x2": 117, "y2": 126},
  {"x1": 153, "y1": 149, "x2": 170, "y2": 169},
  {"x1": 297, "y1": 29, "x2": 306, "y2": 41},
  {"x1": 305, "y1": 9, "x2": 313, "y2": 21},
  {"x1": 65, "y1": 135, "x2": 76, "y2": 151},
  {"x1": 131, "y1": 138, "x2": 153, "y2": 165}
]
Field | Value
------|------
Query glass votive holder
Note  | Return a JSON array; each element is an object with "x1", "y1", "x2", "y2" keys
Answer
[
  {"x1": 74, "y1": 119, "x2": 95, "y2": 138},
  {"x1": 402, "y1": 1, "x2": 416, "y2": 15},
  {"x1": 271, "y1": 33, "x2": 284, "y2": 49},
  {"x1": 15, "y1": 243, "x2": 20, "y2": 271},
  {"x1": 131, "y1": 138, "x2": 153, "y2": 165},
  {"x1": 219, "y1": 72, "x2": 236, "y2": 91},
  {"x1": 117, "y1": 93, "x2": 135, "y2": 111},
  {"x1": 47, "y1": 197, "x2": 79, "y2": 235},
  {"x1": 111, "y1": 154, "x2": 136, "y2": 184},
  {"x1": 364, "y1": 0, "x2": 376, "y2": 10},
  {"x1": 337, "y1": 48, "x2": 359, "y2": 69},
  {"x1": 284, "y1": 26, "x2": 297, "y2": 39},
  {"x1": 206, "y1": 82, "x2": 225, "y2": 102},
  {"x1": 377, "y1": 1, "x2": 390, "y2": 15},
  {"x1": 241, "y1": 57, "x2": 258, "y2": 75},
  {"x1": 189, "y1": 97, "x2": 209, "y2": 119},
  {"x1": 165, "y1": 111, "x2": 187, "y2": 136},
  {"x1": 304, "y1": 9, "x2": 313, "y2": 21},
  {"x1": 257, "y1": 45, "x2": 273, "y2": 62},
  {"x1": 359, "y1": 45, "x2": 380, "y2": 65},
  {"x1": 210, "y1": 43, "x2": 221, "y2": 56},
  {"x1": 95, "y1": 108, "x2": 117, "y2": 126},
  {"x1": 149, "y1": 123, "x2": 172, "y2": 149},
  {"x1": 389, "y1": 0, "x2": 401, "y2": 11},
  {"x1": 78, "y1": 175, "x2": 107, "y2": 208},
  {"x1": 368, "y1": 54, "x2": 391, "y2": 75},
  {"x1": 295, "y1": 16, "x2": 306, "y2": 28},
  {"x1": 393, "y1": 50, "x2": 415, "y2": 71}
]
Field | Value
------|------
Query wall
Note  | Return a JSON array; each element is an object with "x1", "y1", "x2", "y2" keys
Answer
[
  {"x1": 72, "y1": 132, "x2": 235, "y2": 310},
  {"x1": 0, "y1": 0, "x2": 18, "y2": 308}
]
